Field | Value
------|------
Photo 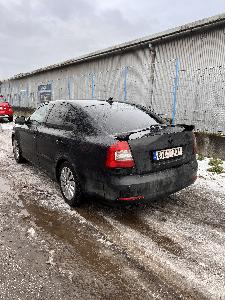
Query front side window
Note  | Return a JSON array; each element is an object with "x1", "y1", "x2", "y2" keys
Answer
[{"x1": 30, "y1": 104, "x2": 49, "y2": 123}]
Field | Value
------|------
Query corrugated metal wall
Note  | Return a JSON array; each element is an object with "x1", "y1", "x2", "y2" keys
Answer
[
  {"x1": 151, "y1": 27, "x2": 225, "y2": 133},
  {"x1": 0, "y1": 47, "x2": 153, "y2": 108},
  {"x1": 1, "y1": 26, "x2": 225, "y2": 133}
]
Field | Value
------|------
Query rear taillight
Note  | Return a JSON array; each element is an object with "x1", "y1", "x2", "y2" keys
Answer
[
  {"x1": 193, "y1": 133, "x2": 197, "y2": 154},
  {"x1": 106, "y1": 141, "x2": 135, "y2": 169}
]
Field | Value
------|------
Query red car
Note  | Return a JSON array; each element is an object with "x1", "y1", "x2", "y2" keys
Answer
[{"x1": 0, "y1": 102, "x2": 13, "y2": 122}]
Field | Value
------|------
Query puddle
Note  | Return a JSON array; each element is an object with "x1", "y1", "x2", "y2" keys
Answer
[{"x1": 0, "y1": 176, "x2": 11, "y2": 193}]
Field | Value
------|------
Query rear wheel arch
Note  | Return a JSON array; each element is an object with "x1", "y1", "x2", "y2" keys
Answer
[{"x1": 55, "y1": 156, "x2": 86, "y2": 191}]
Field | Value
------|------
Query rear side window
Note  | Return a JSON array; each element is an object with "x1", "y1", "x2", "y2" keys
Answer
[
  {"x1": 84, "y1": 103, "x2": 159, "y2": 134},
  {"x1": 65, "y1": 106, "x2": 96, "y2": 135},
  {"x1": 46, "y1": 102, "x2": 68, "y2": 127}
]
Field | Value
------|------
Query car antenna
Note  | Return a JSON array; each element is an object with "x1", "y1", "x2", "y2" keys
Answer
[{"x1": 106, "y1": 97, "x2": 114, "y2": 105}]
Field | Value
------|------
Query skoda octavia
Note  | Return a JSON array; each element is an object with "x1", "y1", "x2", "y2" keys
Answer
[{"x1": 12, "y1": 99, "x2": 198, "y2": 206}]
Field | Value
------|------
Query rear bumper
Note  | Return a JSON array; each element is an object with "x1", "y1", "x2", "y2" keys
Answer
[{"x1": 103, "y1": 159, "x2": 198, "y2": 202}]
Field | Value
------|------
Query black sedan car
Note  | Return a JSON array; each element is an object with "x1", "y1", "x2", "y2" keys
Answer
[{"x1": 12, "y1": 99, "x2": 198, "y2": 206}]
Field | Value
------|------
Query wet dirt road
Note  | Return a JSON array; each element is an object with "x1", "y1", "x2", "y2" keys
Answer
[{"x1": 0, "y1": 123, "x2": 225, "y2": 299}]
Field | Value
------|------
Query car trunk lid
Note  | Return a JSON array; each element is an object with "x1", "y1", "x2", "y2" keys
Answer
[{"x1": 115, "y1": 125, "x2": 195, "y2": 175}]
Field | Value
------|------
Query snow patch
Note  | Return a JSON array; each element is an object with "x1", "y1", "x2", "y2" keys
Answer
[
  {"x1": 27, "y1": 227, "x2": 36, "y2": 238},
  {"x1": 0, "y1": 123, "x2": 14, "y2": 131},
  {"x1": 197, "y1": 158, "x2": 225, "y2": 194}
]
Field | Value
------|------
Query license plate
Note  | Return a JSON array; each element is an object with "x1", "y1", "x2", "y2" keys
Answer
[{"x1": 153, "y1": 147, "x2": 183, "y2": 161}]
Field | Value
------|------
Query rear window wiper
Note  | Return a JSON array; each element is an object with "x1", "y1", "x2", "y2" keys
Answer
[{"x1": 114, "y1": 125, "x2": 167, "y2": 141}]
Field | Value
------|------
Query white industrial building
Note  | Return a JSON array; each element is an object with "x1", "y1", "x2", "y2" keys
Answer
[{"x1": 1, "y1": 14, "x2": 225, "y2": 133}]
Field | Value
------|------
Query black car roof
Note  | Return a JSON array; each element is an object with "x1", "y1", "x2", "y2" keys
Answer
[
  {"x1": 48, "y1": 99, "x2": 163, "y2": 123},
  {"x1": 51, "y1": 99, "x2": 119, "y2": 107}
]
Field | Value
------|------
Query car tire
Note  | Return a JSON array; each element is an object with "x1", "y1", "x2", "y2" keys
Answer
[
  {"x1": 13, "y1": 139, "x2": 25, "y2": 163},
  {"x1": 8, "y1": 116, "x2": 13, "y2": 122},
  {"x1": 59, "y1": 161, "x2": 82, "y2": 207}
]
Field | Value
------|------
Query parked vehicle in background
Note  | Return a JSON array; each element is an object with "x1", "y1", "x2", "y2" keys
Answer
[
  {"x1": 12, "y1": 99, "x2": 198, "y2": 206},
  {"x1": 0, "y1": 102, "x2": 13, "y2": 122}
]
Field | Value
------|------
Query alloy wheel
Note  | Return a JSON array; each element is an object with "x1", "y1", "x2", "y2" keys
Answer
[{"x1": 60, "y1": 166, "x2": 76, "y2": 201}]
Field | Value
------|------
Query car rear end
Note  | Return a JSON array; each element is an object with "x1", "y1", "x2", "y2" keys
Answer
[
  {"x1": 83, "y1": 101, "x2": 198, "y2": 203},
  {"x1": 0, "y1": 102, "x2": 13, "y2": 121},
  {"x1": 104, "y1": 126, "x2": 197, "y2": 202}
]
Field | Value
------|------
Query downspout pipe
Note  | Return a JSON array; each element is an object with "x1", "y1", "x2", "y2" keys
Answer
[{"x1": 148, "y1": 43, "x2": 156, "y2": 108}]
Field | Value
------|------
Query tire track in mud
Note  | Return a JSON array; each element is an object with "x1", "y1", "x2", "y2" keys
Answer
[
  {"x1": 17, "y1": 189, "x2": 190, "y2": 300},
  {"x1": 16, "y1": 182, "x2": 206, "y2": 300},
  {"x1": 1, "y1": 169, "x2": 156, "y2": 296}
]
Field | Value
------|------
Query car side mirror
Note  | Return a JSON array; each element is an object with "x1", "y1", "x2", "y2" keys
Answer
[{"x1": 15, "y1": 116, "x2": 26, "y2": 125}]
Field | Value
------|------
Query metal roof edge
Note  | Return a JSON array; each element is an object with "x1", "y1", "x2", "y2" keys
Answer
[{"x1": 2, "y1": 13, "x2": 225, "y2": 82}]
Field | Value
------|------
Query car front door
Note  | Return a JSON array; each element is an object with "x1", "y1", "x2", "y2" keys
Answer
[
  {"x1": 18, "y1": 121, "x2": 38, "y2": 164},
  {"x1": 36, "y1": 102, "x2": 71, "y2": 175}
]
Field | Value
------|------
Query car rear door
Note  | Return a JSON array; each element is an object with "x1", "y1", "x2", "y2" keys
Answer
[{"x1": 36, "y1": 102, "x2": 72, "y2": 174}]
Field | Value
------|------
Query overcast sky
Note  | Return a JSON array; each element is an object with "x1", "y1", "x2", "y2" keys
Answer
[{"x1": 1, "y1": 0, "x2": 225, "y2": 79}]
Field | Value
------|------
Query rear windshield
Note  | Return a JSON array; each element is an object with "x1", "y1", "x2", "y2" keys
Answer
[{"x1": 84, "y1": 102, "x2": 159, "y2": 134}]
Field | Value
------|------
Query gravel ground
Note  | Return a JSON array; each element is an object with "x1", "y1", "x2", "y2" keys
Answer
[{"x1": 0, "y1": 121, "x2": 225, "y2": 300}]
